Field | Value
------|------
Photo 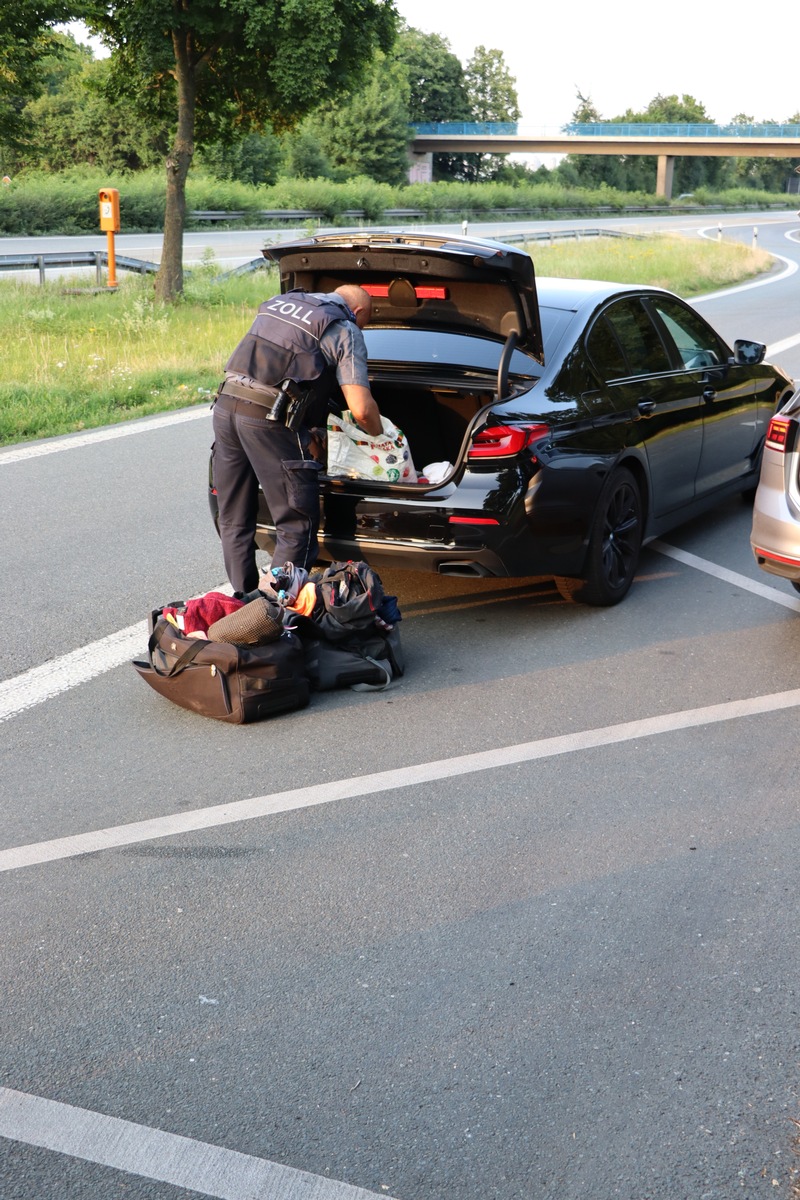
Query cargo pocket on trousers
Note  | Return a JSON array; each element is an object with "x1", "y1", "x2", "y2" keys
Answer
[{"x1": 282, "y1": 459, "x2": 322, "y2": 513}]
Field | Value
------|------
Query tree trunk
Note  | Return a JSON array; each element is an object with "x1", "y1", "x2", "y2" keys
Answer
[{"x1": 155, "y1": 33, "x2": 196, "y2": 303}]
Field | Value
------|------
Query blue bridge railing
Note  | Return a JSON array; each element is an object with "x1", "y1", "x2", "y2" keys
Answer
[
  {"x1": 411, "y1": 122, "x2": 518, "y2": 136},
  {"x1": 563, "y1": 123, "x2": 800, "y2": 138},
  {"x1": 410, "y1": 122, "x2": 800, "y2": 139}
]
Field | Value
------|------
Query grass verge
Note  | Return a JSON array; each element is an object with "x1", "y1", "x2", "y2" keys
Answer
[{"x1": 0, "y1": 236, "x2": 775, "y2": 447}]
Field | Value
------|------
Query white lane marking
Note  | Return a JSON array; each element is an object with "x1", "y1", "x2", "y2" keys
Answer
[
  {"x1": 0, "y1": 406, "x2": 209, "y2": 465},
  {"x1": 0, "y1": 622, "x2": 148, "y2": 722},
  {"x1": 693, "y1": 225, "x2": 799, "y2": 326},
  {"x1": 691, "y1": 247, "x2": 797, "y2": 303},
  {"x1": 3, "y1": 685, "x2": 800, "y2": 874},
  {"x1": 765, "y1": 330, "x2": 800, "y2": 358},
  {"x1": 0, "y1": 1087, "x2": 397, "y2": 1200},
  {"x1": 1, "y1": 542, "x2": 796, "y2": 724},
  {"x1": 652, "y1": 540, "x2": 800, "y2": 612},
  {"x1": 1, "y1": 580, "x2": 235, "y2": 723}
]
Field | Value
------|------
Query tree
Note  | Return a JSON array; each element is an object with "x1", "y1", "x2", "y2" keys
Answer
[
  {"x1": 464, "y1": 45, "x2": 519, "y2": 123},
  {"x1": 0, "y1": 0, "x2": 76, "y2": 159},
  {"x1": 569, "y1": 90, "x2": 601, "y2": 125},
  {"x1": 558, "y1": 90, "x2": 624, "y2": 189},
  {"x1": 16, "y1": 52, "x2": 165, "y2": 172},
  {"x1": 84, "y1": 0, "x2": 397, "y2": 300},
  {"x1": 461, "y1": 44, "x2": 520, "y2": 181},
  {"x1": 281, "y1": 124, "x2": 333, "y2": 180},
  {"x1": 311, "y1": 53, "x2": 410, "y2": 185},
  {"x1": 393, "y1": 24, "x2": 472, "y2": 179},
  {"x1": 196, "y1": 130, "x2": 283, "y2": 186},
  {"x1": 393, "y1": 24, "x2": 470, "y2": 122},
  {"x1": 614, "y1": 94, "x2": 724, "y2": 192}
]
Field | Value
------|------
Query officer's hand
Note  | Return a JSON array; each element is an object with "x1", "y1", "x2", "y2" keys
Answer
[{"x1": 306, "y1": 427, "x2": 327, "y2": 463}]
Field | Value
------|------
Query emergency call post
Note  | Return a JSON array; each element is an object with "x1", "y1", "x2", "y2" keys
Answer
[{"x1": 98, "y1": 188, "x2": 120, "y2": 288}]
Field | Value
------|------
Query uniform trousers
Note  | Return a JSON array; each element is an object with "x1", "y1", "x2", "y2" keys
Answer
[{"x1": 212, "y1": 394, "x2": 323, "y2": 593}]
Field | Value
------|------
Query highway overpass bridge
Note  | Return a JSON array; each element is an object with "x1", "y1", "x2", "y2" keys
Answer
[{"x1": 409, "y1": 123, "x2": 800, "y2": 197}]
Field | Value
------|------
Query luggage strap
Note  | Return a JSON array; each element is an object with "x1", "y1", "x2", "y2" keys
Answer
[
  {"x1": 349, "y1": 655, "x2": 393, "y2": 692},
  {"x1": 149, "y1": 622, "x2": 208, "y2": 678}
]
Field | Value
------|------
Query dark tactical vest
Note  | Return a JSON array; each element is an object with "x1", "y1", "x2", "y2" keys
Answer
[{"x1": 225, "y1": 291, "x2": 354, "y2": 426}]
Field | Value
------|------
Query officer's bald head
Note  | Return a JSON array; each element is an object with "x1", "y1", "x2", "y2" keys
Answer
[{"x1": 335, "y1": 284, "x2": 372, "y2": 328}]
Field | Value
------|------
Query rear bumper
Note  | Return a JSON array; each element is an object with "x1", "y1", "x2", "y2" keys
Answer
[
  {"x1": 750, "y1": 471, "x2": 800, "y2": 583},
  {"x1": 249, "y1": 514, "x2": 589, "y2": 579},
  {"x1": 210, "y1": 460, "x2": 597, "y2": 580}
]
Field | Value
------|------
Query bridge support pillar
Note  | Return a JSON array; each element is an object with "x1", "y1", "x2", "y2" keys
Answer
[
  {"x1": 656, "y1": 154, "x2": 675, "y2": 198},
  {"x1": 408, "y1": 151, "x2": 433, "y2": 184}
]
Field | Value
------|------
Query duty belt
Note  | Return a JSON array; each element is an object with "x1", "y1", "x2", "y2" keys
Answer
[{"x1": 217, "y1": 380, "x2": 281, "y2": 408}]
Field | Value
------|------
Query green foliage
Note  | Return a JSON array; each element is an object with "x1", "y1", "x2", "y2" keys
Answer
[
  {"x1": 459, "y1": 45, "x2": 521, "y2": 182},
  {"x1": 196, "y1": 131, "x2": 284, "y2": 186},
  {"x1": 393, "y1": 24, "x2": 471, "y2": 123},
  {"x1": 464, "y1": 46, "x2": 520, "y2": 122},
  {"x1": 88, "y1": 0, "x2": 399, "y2": 146},
  {"x1": 0, "y1": 2, "x2": 77, "y2": 150},
  {"x1": 281, "y1": 126, "x2": 333, "y2": 181},
  {"x1": 0, "y1": 167, "x2": 168, "y2": 234},
  {"x1": 1, "y1": 169, "x2": 795, "y2": 238},
  {"x1": 392, "y1": 24, "x2": 472, "y2": 181},
  {"x1": 11, "y1": 55, "x2": 166, "y2": 173},
  {"x1": 311, "y1": 54, "x2": 411, "y2": 186}
]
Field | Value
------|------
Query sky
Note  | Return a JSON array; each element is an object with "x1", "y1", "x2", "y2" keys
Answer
[{"x1": 392, "y1": 0, "x2": 799, "y2": 129}]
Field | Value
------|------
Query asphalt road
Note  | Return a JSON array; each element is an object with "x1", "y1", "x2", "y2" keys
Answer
[{"x1": 1, "y1": 215, "x2": 800, "y2": 1200}]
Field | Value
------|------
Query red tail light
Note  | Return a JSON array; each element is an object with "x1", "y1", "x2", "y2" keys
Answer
[
  {"x1": 362, "y1": 284, "x2": 448, "y2": 300},
  {"x1": 765, "y1": 416, "x2": 792, "y2": 452},
  {"x1": 468, "y1": 423, "x2": 549, "y2": 459}
]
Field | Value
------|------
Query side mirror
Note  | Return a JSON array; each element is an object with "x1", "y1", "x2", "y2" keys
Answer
[{"x1": 733, "y1": 338, "x2": 766, "y2": 366}]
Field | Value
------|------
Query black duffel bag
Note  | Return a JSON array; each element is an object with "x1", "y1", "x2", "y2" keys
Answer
[
  {"x1": 132, "y1": 609, "x2": 309, "y2": 724},
  {"x1": 302, "y1": 626, "x2": 404, "y2": 692}
]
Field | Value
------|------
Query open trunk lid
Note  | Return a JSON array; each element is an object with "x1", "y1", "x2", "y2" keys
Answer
[{"x1": 264, "y1": 231, "x2": 544, "y2": 364}]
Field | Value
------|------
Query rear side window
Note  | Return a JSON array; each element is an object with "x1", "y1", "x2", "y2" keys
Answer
[
  {"x1": 599, "y1": 298, "x2": 672, "y2": 376},
  {"x1": 647, "y1": 296, "x2": 725, "y2": 369},
  {"x1": 585, "y1": 315, "x2": 628, "y2": 380}
]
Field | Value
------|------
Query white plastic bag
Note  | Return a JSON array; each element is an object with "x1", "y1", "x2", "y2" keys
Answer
[{"x1": 327, "y1": 412, "x2": 417, "y2": 483}]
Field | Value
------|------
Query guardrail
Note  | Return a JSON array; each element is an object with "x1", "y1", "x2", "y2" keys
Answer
[
  {"x1": 190, "y1": 208, "x2": 431, "y2": 223},
  {"x1": 0, "y1": 250, "x2": 158, "y2": 283}
]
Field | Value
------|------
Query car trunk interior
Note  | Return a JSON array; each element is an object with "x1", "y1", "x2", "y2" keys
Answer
[{"x1": 332, "y1": 381, "x2": 493, "y2": 481}]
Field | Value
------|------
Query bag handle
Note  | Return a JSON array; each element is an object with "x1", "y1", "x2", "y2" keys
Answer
[{"x1": 149, "y1": 621, "x2": 208, "y2": 678}]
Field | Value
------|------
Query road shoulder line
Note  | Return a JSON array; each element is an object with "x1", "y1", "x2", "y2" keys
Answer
[
  {"x1": 0, "y1": 1086, "x2": 397, "y2": 1200},
  {"x1": 3, "y1": 685, "x2": 800, "y2": 874}
]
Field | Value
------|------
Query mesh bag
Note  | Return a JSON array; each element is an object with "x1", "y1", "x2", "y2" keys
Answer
[{"x1": 207, "y1": 596, "x2": 283, "y2": 645}]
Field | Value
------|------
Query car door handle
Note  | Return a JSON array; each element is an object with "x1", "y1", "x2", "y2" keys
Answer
[
  {"x1": 702, "y1": 386, "x2": 717, "y2": 402},
  {"x1": 637, "y1": 399, "x2": 656, "y2": 417}
]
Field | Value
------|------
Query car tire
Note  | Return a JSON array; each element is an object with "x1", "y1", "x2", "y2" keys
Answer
[
  {"x1": 791, "y1": 581, "x2": 800, "y2": 596},
  {"x1": 554, "y1": 467, "x2": 643, "y2": 606}
]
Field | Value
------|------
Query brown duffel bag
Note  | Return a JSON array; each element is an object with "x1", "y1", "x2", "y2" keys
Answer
[{"x1": 132, "y1": 609, "x2": 309, "y2": 724}]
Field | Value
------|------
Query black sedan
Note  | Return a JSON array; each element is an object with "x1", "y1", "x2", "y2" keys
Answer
[{"x1": 210, "y1": 232, "x2": 793, "y2": 605}]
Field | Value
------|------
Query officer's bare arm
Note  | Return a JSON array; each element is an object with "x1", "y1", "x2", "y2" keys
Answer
[{"x1": 341, "y1": 384, "x2": 382, "y2": 437}]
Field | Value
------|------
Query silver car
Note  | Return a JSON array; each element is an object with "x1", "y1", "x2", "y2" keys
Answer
[{"x1": 751, "y1": 389, "x2": 800, "y2": 593}]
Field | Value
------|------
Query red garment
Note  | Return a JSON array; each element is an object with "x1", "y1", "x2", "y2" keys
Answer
[{"x1": 163, "y1": 592, "x2": 244, "y2": 635}]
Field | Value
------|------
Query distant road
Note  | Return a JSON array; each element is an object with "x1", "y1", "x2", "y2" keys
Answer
[{"x1": 2, "y1": 208, "x2": 797, "y2": 281}]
